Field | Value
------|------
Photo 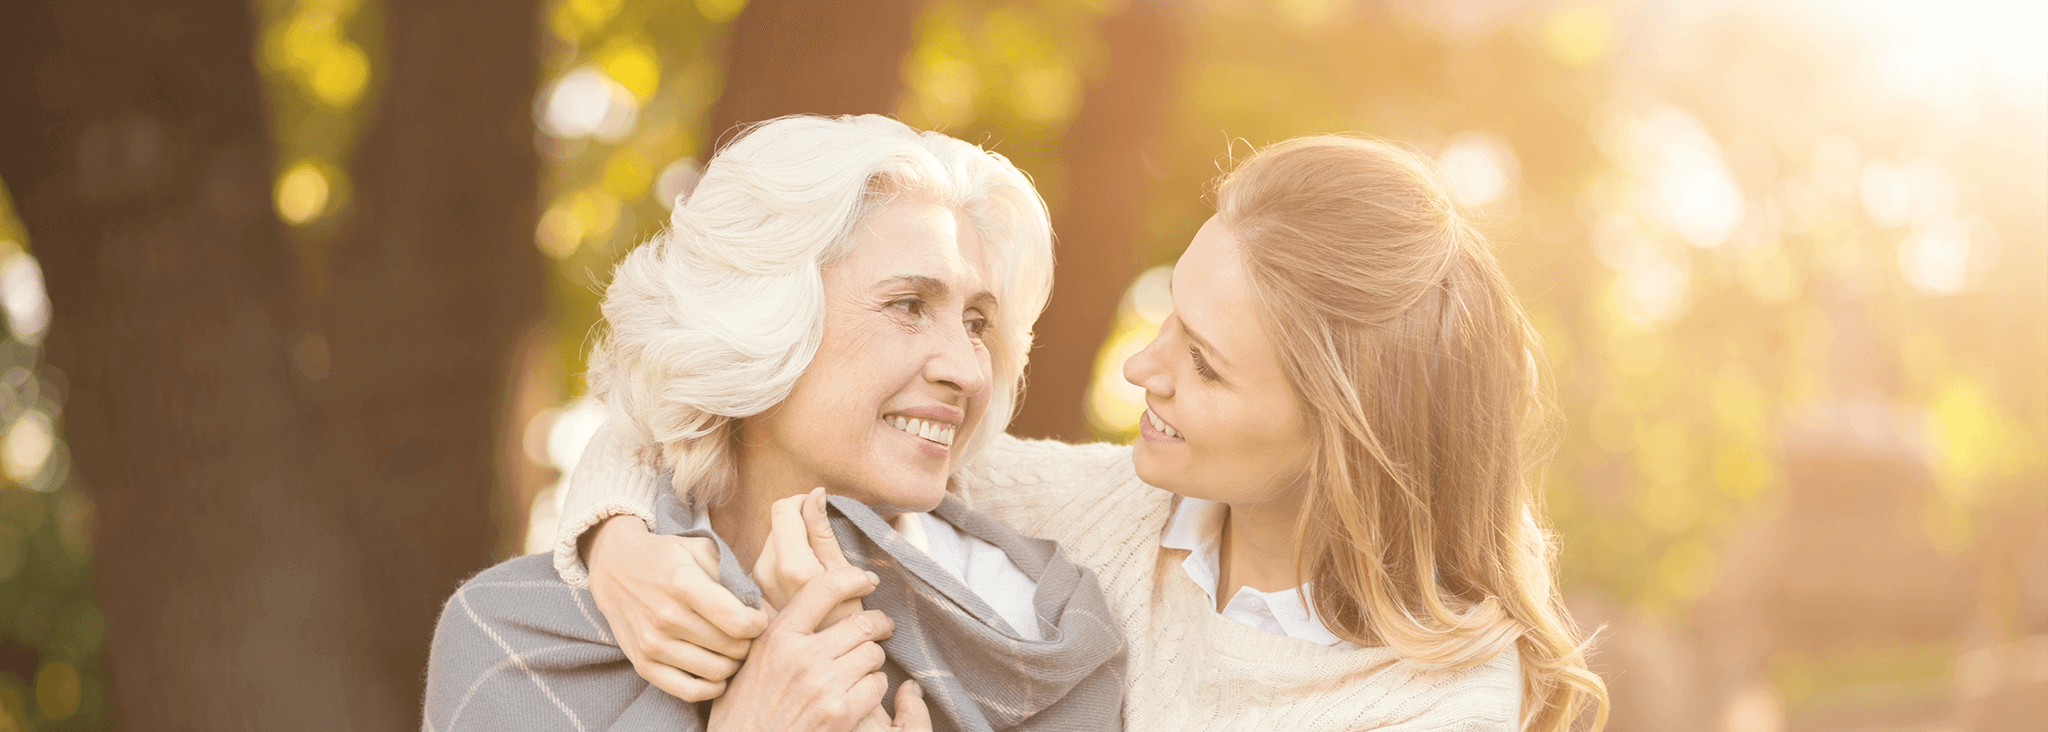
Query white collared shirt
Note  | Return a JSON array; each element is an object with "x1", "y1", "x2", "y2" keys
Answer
[
  {"x1": 891, "y1": 512, "x2": 1043, "y2": 642},
  {"x1": 1161, "y1": 497, "x2": 1357, "y2": 648}
]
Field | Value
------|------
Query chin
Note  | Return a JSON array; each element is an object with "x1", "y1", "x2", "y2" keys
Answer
[
  {"x1": 863, "y1": 474, "x2": 949, "y2": 513},
  {"x1": 1131, "y1": 444, "x2": 1170, "y2": 487}
]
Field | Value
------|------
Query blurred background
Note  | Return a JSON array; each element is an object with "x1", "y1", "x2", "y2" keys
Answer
[{"x1": 0, "y1": 0, "x2": 2041, "y2": 729}]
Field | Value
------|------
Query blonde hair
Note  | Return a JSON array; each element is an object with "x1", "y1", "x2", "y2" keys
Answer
[
  {"x1": 1214, "y1": 135, "x2": 1608, "y2": 731},
  {"x1": 588, "y1": 115, "x2": 1053, "y2": 509}
]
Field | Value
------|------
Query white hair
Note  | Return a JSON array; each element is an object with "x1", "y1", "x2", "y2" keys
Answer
[{"x1": 588, "y1": 114, "x2": 1054, "y2": 507}]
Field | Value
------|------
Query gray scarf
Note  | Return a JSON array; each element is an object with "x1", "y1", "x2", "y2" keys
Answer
[{"x1": 422, "y1": 478, "x2": 1126, "y2": 732}]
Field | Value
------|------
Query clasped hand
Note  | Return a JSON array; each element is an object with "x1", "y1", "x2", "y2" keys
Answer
[{"x1": 585, "y1": 489, "x2": 928, "y2": 732}]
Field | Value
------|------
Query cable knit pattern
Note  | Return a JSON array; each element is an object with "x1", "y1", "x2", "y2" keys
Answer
[
  {"x1": 553, "y1": 423, "x2": 661, "y2": 588},
  {"x1": 554, "y1": 431, "x2": 1523, "y2": 731},
  {"x1": 949, "y1": 436, "x2": 1522, "y2": 732}
]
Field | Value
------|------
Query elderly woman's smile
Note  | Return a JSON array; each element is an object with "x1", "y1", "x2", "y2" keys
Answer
[{"x1": 734, "y1": 197, "x2": 996, "y2": 518}]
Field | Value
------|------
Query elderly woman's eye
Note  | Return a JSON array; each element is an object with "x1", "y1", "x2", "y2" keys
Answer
[
  {"x1": 889, "y1": 297, "x2": 927, "y2": 318},
  {"x1": 964, "y1": 313, "x2": 991, "y2": 338}
]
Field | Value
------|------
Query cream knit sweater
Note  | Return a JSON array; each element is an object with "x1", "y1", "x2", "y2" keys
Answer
[{"x1": 556, "y1": 431, "x2": 1522, "y2": 732}]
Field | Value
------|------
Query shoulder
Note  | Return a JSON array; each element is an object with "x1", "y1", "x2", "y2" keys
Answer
[
  {"x1": 1383, "y1": 643, "x2": 1522, "y2": 731},
  {"x1": 954, "y1": 433, "x2": 1135, "y2": 494},
  {"x1": 425, "y1": 555, "x2": 655, "y2": 731},
  {"x1": 433, "y1": 553, "x2": 619, "y2": 650}
]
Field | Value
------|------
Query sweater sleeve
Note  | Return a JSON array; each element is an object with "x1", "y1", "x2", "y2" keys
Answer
[{"x1": 552, "y1": 422, "x2": 663, "y2": 588}]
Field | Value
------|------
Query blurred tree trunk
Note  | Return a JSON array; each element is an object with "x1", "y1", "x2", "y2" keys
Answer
[
  {"x1": 0, "y1": 0, "x2": 543, "y2": 729},
  {"x1": 1011, "y1": 0, "x2": 1185, "y2": 440},
  {"x1": 701, "y1": 0, "x2": 928, "y2": 156},
  {"x1": 318, "y1": 0, "x2": 545, "y2": 724},
  {"x1": 0, "y1": 1, "x2": 401, "y2": 730}
]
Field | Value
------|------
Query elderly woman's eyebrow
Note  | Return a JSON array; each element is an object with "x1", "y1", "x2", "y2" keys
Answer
[{"x1": 877, "y1": 274, "x2": 998, "y2": 307}]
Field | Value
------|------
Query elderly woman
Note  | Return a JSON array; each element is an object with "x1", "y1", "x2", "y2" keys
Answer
[{"x1": 422, "y1": 115, "x2": 1125, "y2": 732}]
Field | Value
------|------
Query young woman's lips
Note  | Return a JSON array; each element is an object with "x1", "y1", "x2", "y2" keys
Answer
[{"x1": 1138, "y1": 409, "x2": 1185, "y2": 444}]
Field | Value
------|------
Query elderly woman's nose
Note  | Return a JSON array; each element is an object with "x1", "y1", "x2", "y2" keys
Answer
[{"x1": 924, "y1": 323, "x2": 990, "y2": 396}]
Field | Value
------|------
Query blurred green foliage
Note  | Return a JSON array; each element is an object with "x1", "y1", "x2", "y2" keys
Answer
[{"x1": 0, "y1": 185, "x2": 105, "y2": 731}]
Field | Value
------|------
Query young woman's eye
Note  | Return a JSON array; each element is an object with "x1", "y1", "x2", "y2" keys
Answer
[{"x1": 1190, "y1": 346, "x2": 1220, "y2": 382}]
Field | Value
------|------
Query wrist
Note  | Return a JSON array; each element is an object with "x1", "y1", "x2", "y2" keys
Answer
[{"x1": 582, "y1": 514, "x2": 652, "y2": 576}]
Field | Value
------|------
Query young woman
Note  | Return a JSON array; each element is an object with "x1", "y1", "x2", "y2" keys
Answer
[{"x1": 566, "y1": 135, "x2": 1610, "y2": 731}]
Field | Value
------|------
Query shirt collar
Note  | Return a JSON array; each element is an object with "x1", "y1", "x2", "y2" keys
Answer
[{"x1": 1159, "y1": 496, "x2": 1352, "y2": 648}]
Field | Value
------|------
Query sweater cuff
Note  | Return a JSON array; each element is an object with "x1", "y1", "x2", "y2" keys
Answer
[
  {"x1": 553, "y1": 500, "x2": 658, "y2": 589},
  {"x1": 553, "y1": 421, "x2": 662, "y2": 588}
]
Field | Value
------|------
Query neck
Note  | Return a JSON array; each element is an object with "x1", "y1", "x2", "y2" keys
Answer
[
  {"x1": 1217, "y1": 493, "x2": 1306, "y2": 605},
  {"x1": 713, "y1": 440, "x2": 900, "y2": 569},
  {"x1": 707, "y1": 484, "x2": 803, "y2": 571}
]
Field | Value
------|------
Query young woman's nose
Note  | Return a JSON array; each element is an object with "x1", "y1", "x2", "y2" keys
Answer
[{"x1": 1122, "y1": 325, "x2": 1175, "y2": 399}]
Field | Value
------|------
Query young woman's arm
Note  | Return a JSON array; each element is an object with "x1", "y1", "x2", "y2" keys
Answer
[
  {"x1": 554, "y1": 424, "x2": 768, "y2": 702},
  {"x1": 553, "y1": 422, "x2": 660, "y2": 587}
]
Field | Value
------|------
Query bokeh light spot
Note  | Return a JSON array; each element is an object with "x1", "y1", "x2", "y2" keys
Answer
[
  {"x1": 561, "y1": 0, "x2": 624, "y2": 39},
  {"x1": 597, "y1": 41, "x2": 662, "y2": 102},
  {"x1": 275, "y1": 162, "x2": 331, "y2": 225},
  {"x1": 695, "y1": 0, "x2": 747, "y2": 24},
  {"x1": 907, "y1": 53, "x2": 980, "y2": 128},
  {"x1": 540, "y1": 66, "x2": 640, "y2": 142},
  {"x1": 0, "y1": 249, "x2": 52, "y2": 345},
  {"x1": 655, "y1": 159, "x2": 701, "y2": 210},
  {"x1": 1438, "y1": 132, "x2": 1519, "y2": 208},
  {"x1": 1012, "y1": 64, "x2": 1079, "y2": 125},
  {"x1": 3, "y1": 411, "x2": 54, "y2": 486},
  {"x1": 308, "y1": 42, "x2": 369, "y2": 110},
  {"x1": 601, "y1": 149, "x2": 653, "y2": 201},
  {"x1": 1898, "y1": 216, "x2": 1974, "y2": 295},
  {"x1": 1541, "y1": 6, "x2": 1611, "y2": 68},
  {"x1": 1086, "y1": 266, "x2": 1174, "y2": 439},
  {"x1": 536, "y1": 203, "x2": 583, "y2": 260},
  {"x1": 33, "y1": 661, "x2": 78, "y2": 721}
]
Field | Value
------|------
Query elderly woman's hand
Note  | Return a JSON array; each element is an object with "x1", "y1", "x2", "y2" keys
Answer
[
  {"x1": 753, "y1": 488, "x2": 862, "y2": 628},
  {"x1": 851, "y1": 680, "x2": 932, "y2": 732},
  {"x1": 585, "y1": 516, "x2": 769, "y2": 702},
  {"x1": 707, "y1": 566, "x2": 899, "y2": 732}
]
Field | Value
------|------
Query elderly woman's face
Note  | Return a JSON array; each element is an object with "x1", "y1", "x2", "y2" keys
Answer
[{"x1": 738, "y1": 198, "x2": 996, "y2": 515}]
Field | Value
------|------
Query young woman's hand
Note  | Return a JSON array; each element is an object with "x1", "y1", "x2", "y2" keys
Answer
[
  {"x1": 584, "y1": 515, "x2": 769, "y2": 702},
  {"x1": 753, "y1": 488, "x2": 861, "y2": 628},
  {"x1": 707, "y1": 566, "x2": 897, "y2": 732}
]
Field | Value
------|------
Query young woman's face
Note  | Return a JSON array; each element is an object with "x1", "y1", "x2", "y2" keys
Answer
[
  {"x1": 739, "y1": 199, "x2": 997, "y2": 514},
  {"x1": 1123, "y1": 216, "x2": 1313, "y2": 505}
]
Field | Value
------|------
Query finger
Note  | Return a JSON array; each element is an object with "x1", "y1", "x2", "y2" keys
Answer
[
  {"x1": 770, "y1": 494, "x2": 827, "y2": 577},
  {"x1": 834, "y1": 641, "x2": 887, "y2": 676},
  {"x1": 891, "y1": 680, "x2": 930, "y2": 732},
  {"x1": 676, "y1": 567, "x2": 769, "y2": 641},
  {"x1": 635, "y1": 659, "x2": 726, "y2": 703},
  {"x1": 845, "y1": 670, "x2": 890, "y2": 722},
  {"x1": 647, "y1": 601, "x2": 753, "y2": 659},
  {"x1": 774, "y1": 566, "x2": 879, "y2": 635},
  {"x1": 752, "y1": 532, "x2": 785, "y2": 611},
  {"x1": 639, "y1": 635, "x2": 743, "y2": 682},
  {"x1": 681, "y1": 535, "x2": 720, "y2": 575},
  {"x1": 805, "y1": 487, "x2": 853, "y2": 571},
  {"x1": 809, "y1": 609, "x2": 895, "y2": 657}
]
